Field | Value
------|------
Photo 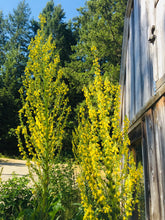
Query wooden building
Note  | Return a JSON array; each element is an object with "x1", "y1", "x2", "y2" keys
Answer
[{"x1": 120, "y1": 0, "x2": 165, "y2": 219}]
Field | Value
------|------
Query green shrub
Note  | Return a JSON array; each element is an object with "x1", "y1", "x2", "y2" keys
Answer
[
  {"x1": 49, "y1": 160, "x2": 81, "y2": 220},
  {"x1": 0, "y1": 175, "x2": 33, "y2": 220},
  {"x1": 0, "y1": 160, "x2": 82, "y2": 220},
  {"x1": 0, "y1": 174, "x2": 65, "y2": 220}
]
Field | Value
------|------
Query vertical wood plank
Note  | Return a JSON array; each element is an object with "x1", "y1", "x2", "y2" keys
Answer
[
  {"x1": 120, "y1": 77, "x2": 126, "y2": 129},
  {"x1": 153, "y1": 96, "x2": 165, "y2": 219},
  {"x1": 147, "y1": 0, "x2": 158, "y2": 86},
  {"x1": 126, "y1": 38, "x2": 130, "y2": 119},
  {"x1": 134, "y1": 0, "x2": 142, "y2": 114},
  {"x1": 121, "y1": 81, "x2": 126, "y2": 128},
  {"x1": 140, "y1": 0, "x2": 152, "y2": 105},
  {"x1": 144, "y1": 109, "x2": 161, "y2": 219},
  {"x1": 123, "y1": 78, "x2": 126, "y2": 122},
  {"x1": 120, "y1": 16, "x2": 130, "y2": 86},
  {"x1": 155, "y1": 0, "x2": 165, "y2": 79},
  {"x1": 129, "y1": 11, "x2": 135, "y2": 121},
  {"x1": 142, "y1": 119, "x2": 150, "y2": 220},
  {"x1": 120, "y1": 16, "x2": 130, "y2": 125}
]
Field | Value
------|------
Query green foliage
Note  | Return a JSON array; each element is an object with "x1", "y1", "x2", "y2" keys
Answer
[
  {"x1": 0, "y1": 11, "x2": 7, "y2": 66},
  {"x1": 0, "y1": 0, "x2": 36, "y2": 155},
  {"x1": 136, "y1": 170, "x2": 145, "y2": 220},
  {"x1": 0, "y1": 174, "x2": 66, "y2": 220},
  {"x1": 0, "y1": 175, "x2": 33, "y2": 220},
  {"x1": 73, "y1": 48, "x2": 143, "y2": 220},
  {"x1": 6, "y1": 0, "x2": 33, "y2": 54},
  {"x1": 49, "y1": 161, "x2": 81, "y2": 220},
  {"x1": 65, "y1": 0, "x2": 127, "y2": 94},
  {"x1": 28, "y1": 195, "x2": 63, "y2": 220},
  {"x1": 41, "y1": 0, "x2": 77, "y2": 66},
  {"x1": 0, "y1": 78, "x2": 20, "y2": 155},
  {"x1": 63, "y1": 0, "x2": 127, "y2": 151},
  {"x1": 0, "y1": 162, "x2": 82, "y2": 220},
  {"x1": 0, "y1": 0, "x2": 77, "y2": 156},
  {"x1": 0, "y1": 167, "x2": 3, "y2": 182}
]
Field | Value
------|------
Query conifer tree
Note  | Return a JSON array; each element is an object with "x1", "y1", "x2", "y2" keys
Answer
[
  {"x1": 41, "y1": 0, "x2": 77, "y2": 66},
  {"x1": 0, "y1": 11, "x2": 7, "y2": 67},
  {"x1": 6, "y1": 0, "x2": 33, "y2": 54},
  {"x1": 65, "y1": 0, "x2": 127, "y2": 89},
  {"x1": 64, "y1": 0, "x2": 127, "y2": 141},
  {"x1": 0, "y1": 47, "x2": 23, "y2": 153},
  {"x1": 0, "y1": 0, "x2": 37, "y2": 154}
]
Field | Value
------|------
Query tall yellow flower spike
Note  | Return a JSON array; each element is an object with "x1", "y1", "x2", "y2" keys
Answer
[
  {"x1": 73, "y1": 47, "x2": 143, "y2": 220},
  {"x1": 16, "y1": 15, "x2": 70, "y2": 216}
]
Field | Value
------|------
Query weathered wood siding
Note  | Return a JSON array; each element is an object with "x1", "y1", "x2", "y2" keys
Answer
[
  {"x1": 142, "y1": 96, "x2": 165, "y2": 220},
  {"x1": 142, "y1": 109, "x2": 161, "y2": 220},
  {"x1": 120, "y1": 0, "x2": 165, "y2": 125},
  {"x1": 156, "y1": 0, "x2": 165, "y2": 80},
  {"x1": 120, "y1": 1, "x2": 165, "y2": 219}
]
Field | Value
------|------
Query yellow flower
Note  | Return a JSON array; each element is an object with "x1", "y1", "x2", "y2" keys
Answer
[{"x1": 73, "y1": 49, "x2": 143, "y2": 219}]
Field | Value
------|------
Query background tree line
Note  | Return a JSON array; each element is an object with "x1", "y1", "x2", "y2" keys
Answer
[{"x1": 0, "y1": 0, "x2": 127, "y2": 156}]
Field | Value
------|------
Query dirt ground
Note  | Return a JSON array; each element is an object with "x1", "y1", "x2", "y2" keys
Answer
[{"x1": 0, "y1": 158, "x2": 28, "y2": 181}]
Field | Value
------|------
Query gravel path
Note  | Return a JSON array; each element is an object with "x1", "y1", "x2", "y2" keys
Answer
[{"x1": 0, "y1": 158, "x2": 28, "y2": 181}]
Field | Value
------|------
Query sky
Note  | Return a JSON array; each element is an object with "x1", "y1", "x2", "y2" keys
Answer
[{"x1": 0, "y1": 0, "x2": 86, "y2": 21}]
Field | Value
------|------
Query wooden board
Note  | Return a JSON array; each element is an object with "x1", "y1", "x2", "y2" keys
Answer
[
  {"x1": 134, "y1": 0, "x2": 142, "y2": 114},
  {"x1": 153, "y1": 96, "x2": 165, "y2": 219},
  {"x1": 120, "y1": 77, "x2": 126, "y2": 129},
  {"x1": 140, "y1": 0, "x2": 152, "y2": 105},
  {"x1": 119, "y1": 2, "x2": 165, "y2": 219},
  {"x1": 126, "y1": 0, "x2": 133, "y2": 17},
  {"x1": 143, "y1": 109, "x2": 161, "y2": 219},
  {"x1": 156, "y1": 74, "x2": 165, "y2": 90},
  {"x1": 129, "y1": 11, "x2": 135, "y2": 121},
  {"x1": 155, "y1": 0, "x2": 165, "y2": 79},
  {"x1": 128, "y1": 83, "x2": 165, "y2": 134},
  {"x1": 120, "y1": 16, "x2": 129, "y2": 125},
  {"x1": 126, "y1": 42, "x2": 130, "y2": 118},
  {"x1": 129, "y1": 122, "x2": 141, "y2": 144},
  {"x1": 147, "y1": 0, "x2": 158, "y2": 85},
  {"x1": 142, "y1": 119, "x2": 150, "y2": 220}
]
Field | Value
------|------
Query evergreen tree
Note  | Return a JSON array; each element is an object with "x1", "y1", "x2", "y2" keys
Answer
[
  {"x1": 41, "y1": 0, "x2": 77, "y2": 66},
  {"x1": 0, "y1": 1, "x2": 36, "y2": 154},
  {"x1": 0, "y1": 11, "x2": 7, "y2": 67},
  {"x1": 63, "y1": 0, "x2": 127, "y2": 146},
  {"x1": 6, "y1": 0, "x2": 33, "y2": 55},
  {"x1": 65, "y1": 0, "x2": 127, "y2": 98}
]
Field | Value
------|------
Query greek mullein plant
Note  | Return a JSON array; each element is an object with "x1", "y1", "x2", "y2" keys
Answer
[
  {"x1": 73, "y1": 46, "x2": 143, "y2": 220},
  {"x1": 16, "y1": 15, "x2": 70, "y2": 218}
]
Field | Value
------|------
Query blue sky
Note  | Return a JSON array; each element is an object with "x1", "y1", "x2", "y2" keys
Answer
[{"x1": 0, "y1": 0, "x2": 86, "y2": 21}]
